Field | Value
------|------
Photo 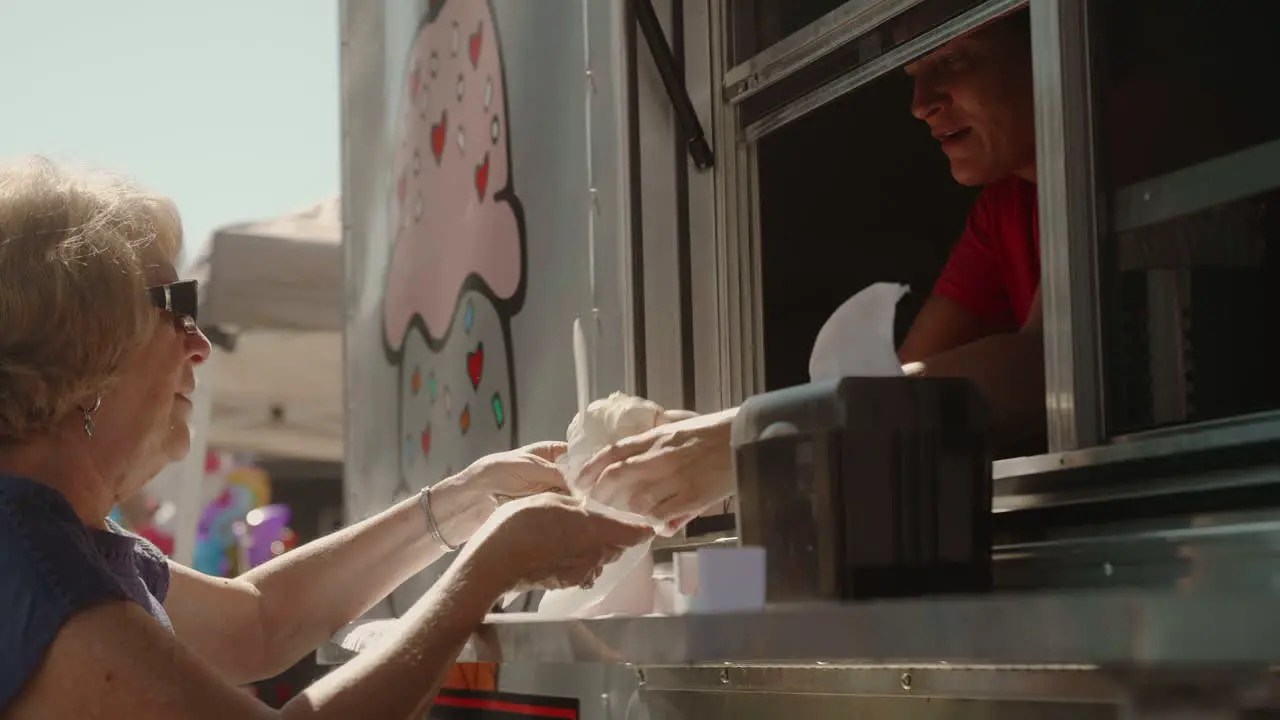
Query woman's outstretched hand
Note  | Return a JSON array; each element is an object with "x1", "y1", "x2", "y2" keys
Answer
[
  {"x1": 462, "y1": 441, "x2": 571, "y2": 504},
  {"x1": 430, "y1": 441, "x2": 571, "y2": 545}
]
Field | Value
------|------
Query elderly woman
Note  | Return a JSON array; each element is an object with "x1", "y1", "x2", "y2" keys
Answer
[{"x1": 0, "y1": 157, "x2": 651, "y2": 719}]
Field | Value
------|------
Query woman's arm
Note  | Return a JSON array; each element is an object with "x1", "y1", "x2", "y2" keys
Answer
[
  {"x1": 286, "y1": 551, "x2": 503, "y2": 718},
  {"x1": 166, "y1": 443, "x2": 565, "y2": 684},
  {"x1": 8, "y1": 496, "x2": 648, "y2": 720},
  {"x1": 8, "y1": 539, "x2": 509, "y2": 720},
  {"x1": 164, "y1": 483, "x2": 474, "y2": 684}
]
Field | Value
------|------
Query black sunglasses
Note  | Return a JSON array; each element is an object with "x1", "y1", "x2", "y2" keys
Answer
[{"x1": 148, "y1": 279, "x2": 199, "y2": 334}]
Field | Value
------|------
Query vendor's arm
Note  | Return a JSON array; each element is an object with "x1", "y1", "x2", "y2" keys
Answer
[
  {"x1": 900, "y1": 290, "x2": 1045, "y2": 446},
  {"x1": 898, "y1": 180, "x2": 1046, "y2": 447},
  {"x1": 164, "y1": 442, "x2": 566, "y2": 685},
  {"x1": 898, "y1": 293, "x2": 1008, "y2": 364}
]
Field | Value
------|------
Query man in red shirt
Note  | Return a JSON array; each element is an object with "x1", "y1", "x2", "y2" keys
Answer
[
  {"x1": 897, "y1": 10, "x2": 1045, "y2": 450},
  {"x1": 575, "y1": 11, "x2": 1048, "y2": 525}
]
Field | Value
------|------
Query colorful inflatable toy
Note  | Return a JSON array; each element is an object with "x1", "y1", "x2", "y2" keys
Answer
[{"x1": 192, "y1": 455, "x2": 297, "y2": 576}]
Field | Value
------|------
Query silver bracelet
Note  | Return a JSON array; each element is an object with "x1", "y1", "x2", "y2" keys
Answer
[{"x1": 419, "y1": 486, "x2": 460, "y2": 552}]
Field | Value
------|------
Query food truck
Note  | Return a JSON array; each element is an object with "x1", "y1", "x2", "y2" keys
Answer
[{"x1": 326, "y1": 0, "x2": 1280, "y2": 716}]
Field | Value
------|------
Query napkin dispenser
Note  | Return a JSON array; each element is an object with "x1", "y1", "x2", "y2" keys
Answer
[{"x1": 731, "y1": 377, "x2": 992, "y2": 602}]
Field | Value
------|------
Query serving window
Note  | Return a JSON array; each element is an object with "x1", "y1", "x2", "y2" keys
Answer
[
  {"x1": 714, "y1": 0, "x2": 1033, "y2": 457},
  {"x1": 674, "y1": 0, "x2": 1280, "y2": 569},
  {"x1": 755, "y1": 68, "x2": 979, "y2": 392},
  {"x1": 708, "y1": 0, "x2": 1280, "y2": 472}
]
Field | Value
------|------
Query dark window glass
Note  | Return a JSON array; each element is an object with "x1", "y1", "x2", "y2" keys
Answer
[
  {"x1": 729, "y1": 0, "x2": 858, "y2": 64},
  {"x1": 1093, "y1": 0, "x2": 1280, "y2": 435}
]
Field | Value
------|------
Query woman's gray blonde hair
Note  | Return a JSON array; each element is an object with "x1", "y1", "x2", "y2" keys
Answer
[{"x1": 0, "y1": 156, "x2": 183, "y2": 442}]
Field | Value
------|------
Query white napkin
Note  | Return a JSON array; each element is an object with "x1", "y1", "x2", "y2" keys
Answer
[{"x1": 809, "y1": 282, "x2": 908, "y2": 381}]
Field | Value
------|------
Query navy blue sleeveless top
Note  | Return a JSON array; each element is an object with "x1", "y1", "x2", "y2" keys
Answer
[{"x1": 0, "y1": 474, "x2": 173, "y2": 710}]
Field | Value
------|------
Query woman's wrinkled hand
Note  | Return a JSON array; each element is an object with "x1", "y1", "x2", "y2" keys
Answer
[
  {"x1": 467, "y1": 493, "x2": 654, "y2": 592},
  {"x1": 462, "y1": 440, "x2": 571, "y2": 505},
  {"x1": 429, "y1": 441, "x2": 569, "y2": 546},
  {"x1": 575, "y1": 409, "x2": 738, "y2": 533}
]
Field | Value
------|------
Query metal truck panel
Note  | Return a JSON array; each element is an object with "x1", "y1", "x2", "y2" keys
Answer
[{"x1": 342, "y1": 0, "x2": 637, "y2": 615}]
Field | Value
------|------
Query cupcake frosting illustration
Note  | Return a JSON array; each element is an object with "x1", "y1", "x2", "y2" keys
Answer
[{"x1": 382, "y1": 0, "x2": 527, "y2": 613}]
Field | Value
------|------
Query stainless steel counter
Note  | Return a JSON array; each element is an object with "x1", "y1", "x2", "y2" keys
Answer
[
  {"x1": 316, "y1": 425, "x2": 1280, "y2": 716},
  {"x1": 320, "y1": 589, "x2": 1280, "y2": 668}
]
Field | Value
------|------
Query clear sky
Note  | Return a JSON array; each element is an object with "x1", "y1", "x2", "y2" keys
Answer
[{"x1": 0, "y1": 0, "x2": 340, "y2": 264}]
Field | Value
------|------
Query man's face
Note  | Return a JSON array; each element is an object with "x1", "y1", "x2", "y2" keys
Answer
[{"x1": 904, "y1": 21, "x2": 1036, "y2": 186}]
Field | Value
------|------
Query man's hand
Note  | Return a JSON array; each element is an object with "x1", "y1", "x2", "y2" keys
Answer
[{"x1": 575, "y1": 409, "x2": 738, "y2": 533}]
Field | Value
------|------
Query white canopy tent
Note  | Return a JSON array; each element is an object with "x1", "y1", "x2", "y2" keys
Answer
[
  {"x1": 187, "y1": 195, "x2": 345, "y2": 463},
  {"x1": 155, "y1": 197, "x2": 345, "y2": 564}
]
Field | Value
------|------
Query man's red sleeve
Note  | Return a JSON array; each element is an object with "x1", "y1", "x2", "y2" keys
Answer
[{"x1": 932, "y1": 188, "x2": 1017, "y2": 330}]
